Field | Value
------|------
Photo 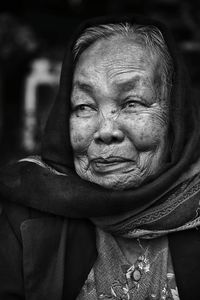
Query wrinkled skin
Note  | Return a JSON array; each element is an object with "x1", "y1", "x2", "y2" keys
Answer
[{"x1": 70, "y1": 36, "x2": 169, "y2": 190}]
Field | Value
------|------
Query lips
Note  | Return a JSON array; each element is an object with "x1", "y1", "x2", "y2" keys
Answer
[{"x1": 90, "y1": 156, "x2": 134, "y2": 173}]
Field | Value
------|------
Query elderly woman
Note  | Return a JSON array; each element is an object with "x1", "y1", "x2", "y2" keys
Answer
[{"x1": 0, "y1": 15, "x2": 200, "y2": 300}]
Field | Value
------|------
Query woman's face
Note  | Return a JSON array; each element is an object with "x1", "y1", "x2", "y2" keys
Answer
[{"x1": 70, "y1": 36, "x2": 169, "y2": 190}]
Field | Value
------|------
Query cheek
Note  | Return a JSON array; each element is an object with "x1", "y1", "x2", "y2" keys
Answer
[
  {"x1": 123, "y1": 113, "x2": 168, "y2": 150},
  {"x1": 70, "y1": 117, "x2": 96, "y2": 153}
]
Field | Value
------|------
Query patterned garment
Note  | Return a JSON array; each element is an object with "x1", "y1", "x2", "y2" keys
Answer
[
  {"x1": 92, "y1": 170, "x2": 200, "y2": 239},
  {"x1": 77, "y1": 229, "x2": 180, "y2": 300}
]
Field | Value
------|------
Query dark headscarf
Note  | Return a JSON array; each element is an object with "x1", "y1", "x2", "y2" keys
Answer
[{"x1": 0, "y1": 15, "x2": 200, "y2": 218}]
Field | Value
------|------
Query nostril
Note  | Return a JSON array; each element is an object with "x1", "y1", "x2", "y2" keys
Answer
[
  {"x1": 94, "y1": 131, "x2": 101, "y2": 142},
  {"x1": 113, "y1": 130, "x2": 124, "y2": 142},
  {"x1": 94, "y1": 129, "x2": 124, "y2": 144}
]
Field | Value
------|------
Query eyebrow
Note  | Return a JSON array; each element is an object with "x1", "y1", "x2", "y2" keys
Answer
[
  {"x1": 73, "y1": 75, "x2": 143, "y2": 97},
  {"x1": 114, "y1": 76, "x2": 141, "y2": 94},
  {"x1": 73, "y1": 81, "x2": 94, "y2": 97}
]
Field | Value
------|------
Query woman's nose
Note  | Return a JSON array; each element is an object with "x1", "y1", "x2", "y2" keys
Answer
[{"x1": 94, "y1": 118, "x2": 125, "y2": 144}]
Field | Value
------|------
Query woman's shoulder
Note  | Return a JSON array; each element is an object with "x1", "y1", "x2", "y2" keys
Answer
[{"x1": 0, "y1": 199, "x2": 60, "y2": 243}]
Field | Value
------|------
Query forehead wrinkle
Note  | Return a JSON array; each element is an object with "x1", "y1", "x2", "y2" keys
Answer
[
  {"x1": 105, "y1": 59, "x2": 147, "y2": 78},
  {"x1": 75, "y1": 63, "x2": 102, "y2": 81},
  {"x1": 106, "y1": 67, "x2": 144, "y2": 83}
]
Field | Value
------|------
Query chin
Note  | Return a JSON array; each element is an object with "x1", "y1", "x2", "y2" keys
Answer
[
  {"x1": 97, "y1": 179, "x2": 143, "y2": 190},
  {"x1": 85, "y1": 172, "x2": 146, "y2": 190}
]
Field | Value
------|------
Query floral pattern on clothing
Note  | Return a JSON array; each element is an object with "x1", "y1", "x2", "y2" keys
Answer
[{"x1": 76, "y1": 229, "x2": 180, "y2": 300}]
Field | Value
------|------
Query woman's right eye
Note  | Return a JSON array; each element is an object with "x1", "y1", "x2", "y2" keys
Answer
[{"x1": 73, "y1": 104, "x2": 97, "y2": 117}]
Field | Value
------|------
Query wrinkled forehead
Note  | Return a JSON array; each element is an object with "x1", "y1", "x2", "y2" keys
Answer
[
  {"x1": 74, "y1": 34, "x2": 159, "y2": 68},
  {"x1": 72, "y1": 36, "x2": 163, "y2": 92}
]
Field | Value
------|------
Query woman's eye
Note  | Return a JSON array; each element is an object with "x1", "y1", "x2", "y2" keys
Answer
[
  {"x1": 74, "y1": 104, "x2": 96, "y2": 116},
  {"x1": 122, "y1": 99, "x2": 147, "y2": 110},
  {"x1": 124, "y1": 101, "x2": 137, "y2": 108}
]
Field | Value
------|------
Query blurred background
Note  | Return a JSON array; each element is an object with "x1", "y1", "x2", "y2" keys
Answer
[{"x1": 0, "y1": 0, "x2": 199, "y2": 165}]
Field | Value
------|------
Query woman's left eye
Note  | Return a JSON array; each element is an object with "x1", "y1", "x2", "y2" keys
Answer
[{"x1": 122, "y1": 99, "x2": 147, "y2": 109}]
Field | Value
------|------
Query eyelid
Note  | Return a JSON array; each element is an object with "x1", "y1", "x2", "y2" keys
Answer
[
  {"x1": 122, "y1": 97, "x2": 149, "y2": 107},
  {"x1": 73, "y1": 103, "x2": 97, "y2": 110},
  {"x1": 71, "y1": 95, "x2": 97, "y2": 109}
]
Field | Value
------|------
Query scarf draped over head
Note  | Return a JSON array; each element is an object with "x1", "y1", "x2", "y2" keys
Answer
[{"x1": 0, "y1": 15, "x2": 200, "y2": 233}]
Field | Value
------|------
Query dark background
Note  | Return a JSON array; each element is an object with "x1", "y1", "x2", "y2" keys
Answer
[{"x1": 0, "y1": 0, "x2": 199, "y2": 165}]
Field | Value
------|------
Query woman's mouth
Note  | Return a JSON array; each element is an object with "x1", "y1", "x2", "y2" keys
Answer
[{"x1": 90, "y1": 156, "x2": 134, "y2": 174}]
